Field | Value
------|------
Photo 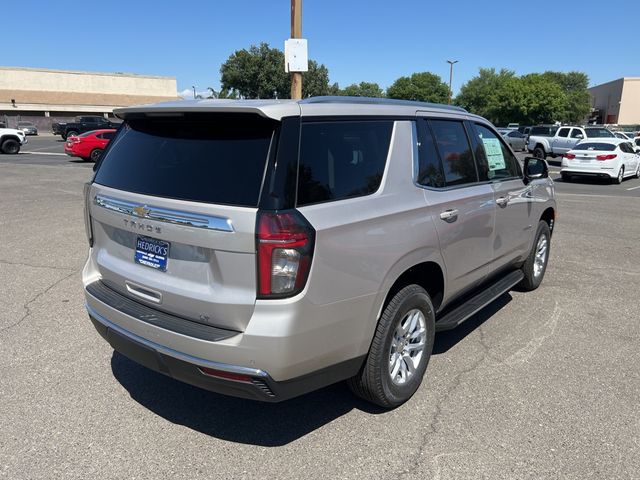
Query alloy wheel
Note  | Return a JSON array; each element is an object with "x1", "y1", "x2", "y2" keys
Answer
[{"x1": 389, "y1": 309, "x2": 427, "y2": 385}]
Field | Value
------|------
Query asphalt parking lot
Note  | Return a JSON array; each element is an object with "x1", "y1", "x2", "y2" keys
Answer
[{"x1": 1, "y1": 137, "x2": 639, "y2": 479}]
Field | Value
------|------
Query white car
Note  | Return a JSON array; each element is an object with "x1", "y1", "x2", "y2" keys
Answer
[
  {"x1": 613, "y1": 131, "x2": 634, "y2": 141},
  {"x1": 0, "y1": 128, "x2": 27, "y2": 154},
  {"x1": 561, "y1": 138, "x2": 640, "y2": 184}
]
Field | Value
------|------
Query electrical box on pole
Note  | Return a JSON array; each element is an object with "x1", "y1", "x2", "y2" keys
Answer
[{"x1": 284, "y1": 39, "x2": 308, "y2": 73}]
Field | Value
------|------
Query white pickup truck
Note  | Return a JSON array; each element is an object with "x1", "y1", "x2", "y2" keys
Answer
[
  {"x1": 0, "y1": 127, "x2": 27, "y2": 154},
  {"x1": 528, "y1": 126, "x2": 615, "y2": 159}
]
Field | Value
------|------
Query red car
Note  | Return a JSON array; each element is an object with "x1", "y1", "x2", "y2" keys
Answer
[{"x1": 64, "y1": 129, "x2": 116, "y2": 162}]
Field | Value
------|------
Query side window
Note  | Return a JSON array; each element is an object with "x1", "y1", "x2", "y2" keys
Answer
[
  {"x1": 429, "y1": 120, "x2": 477, "y2": 186},
  {"x1": 474, "y1": 124, "x2": 520, "y2": 180},
  {"x1": 102, "y1": 132, "x2": 115, "y2": 140},
  {"x1": 416, "y1": 119, "x2": 445, "y2": 188},
  {"x1": 297, "y1": 121, "x2": 393, "y2": 206},
  {"x1": 557, "y1": 128, "x2": 570, "y2": 138},
  {"x1": 620, "y1": 142, "x2": 632, "y2": 154},
  {"x1": 95, "y1": 133, "x2": 104, "y2": 139},
  {"x1": 570, "y1": 129, "x2": 583, "y2": 138}
]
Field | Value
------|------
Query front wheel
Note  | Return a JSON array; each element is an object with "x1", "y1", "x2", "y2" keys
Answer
[
  {"x1": 90, "y1": 148, "x2": 102, "y2": 162},
  {"x1": 518, "y1": 221, "x2": 551, "y2": 291},
  {"x1": 348, "y1": 285, "x2": 435, "y2": 408},
  {"x1": 1, "y1": 139, "x2": 20, "y2": 154}
]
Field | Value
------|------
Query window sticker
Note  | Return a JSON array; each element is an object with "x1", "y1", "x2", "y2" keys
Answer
[{"x1": 481, "y1": 137, "x2": 506, "y2": 170}]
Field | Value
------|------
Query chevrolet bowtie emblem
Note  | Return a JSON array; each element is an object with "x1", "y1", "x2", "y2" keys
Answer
[{"x1": 133, "y1": 205, "x2": 150, "y2": 217}]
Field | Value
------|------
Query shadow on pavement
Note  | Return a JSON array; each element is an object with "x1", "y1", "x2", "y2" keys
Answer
[
  {"x1": 111, "y1": 352, "x2": 386, "y2": 446},
  {"x1": 433, "y1": 292, "x2": 512, "y2": 355}
]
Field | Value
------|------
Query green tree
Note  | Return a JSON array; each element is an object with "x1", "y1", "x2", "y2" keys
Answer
[
  {"x1": 386, "y1": 72, "x2": 449, "y2": 103},
  {"x1": 340, "y1": 81, "x2": 385, "y2": 97},
  {"x1": 518, "y1": 74, "x2": 566, "y2": 124},
  {"x1": 454, "y1": 68, "x2": 517, "y2": 123},
  {"x1": 219, "y1": 42, "x2": 330, "y2": 99},
  {"x1": 541, "y1": 71, "x2": 591, "y2": 123}
]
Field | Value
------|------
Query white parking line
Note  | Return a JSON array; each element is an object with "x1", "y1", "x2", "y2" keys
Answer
[
  {"x1": 626, "y1": 185, "x2": 640, "y2": 191},
  {"x1": 21, "y1": 151, "x2": 66, "y2": 156}
]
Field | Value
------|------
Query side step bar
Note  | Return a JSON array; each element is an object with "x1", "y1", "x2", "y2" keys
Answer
[{"x1": 435, "y1": 270, "x2": 524, "y2": 332}]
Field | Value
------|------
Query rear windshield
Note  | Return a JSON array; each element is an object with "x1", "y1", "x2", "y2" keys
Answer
[
  {"x1": 530, "y1": 126, "x2": 558, "y2": 136},
  {"x1": 573, "y1": 142, "x2": 617, "y2": 151},
  {"x1": 94, "y1": 114, "x2": 276, "y2": 207},
  {"x1": 585, "y1": 128, "x2": 614, "y2": 138}
]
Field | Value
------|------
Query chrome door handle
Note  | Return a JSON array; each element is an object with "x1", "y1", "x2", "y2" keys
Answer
[
  {"x1": 439, "y1": 209, "x2": 459, "y2": 222},
  {"x1": 496, "y1": 196, "x2": 509, "y2": 207}
]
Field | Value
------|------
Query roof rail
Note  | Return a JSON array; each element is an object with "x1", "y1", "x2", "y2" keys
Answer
[{"x1": 300, "y1": 96, "x2": 467, "y2": 113}]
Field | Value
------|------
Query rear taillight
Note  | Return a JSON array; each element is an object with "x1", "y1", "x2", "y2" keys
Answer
[
  {"x1": 564, "y1": 153, "x2": 575, "y2": 159},
  {"x1": 596, "y1": 154, "x2": 617, "y2": 160},
  {"x1": 256, "y1": 210, "x2": 315, "y2": 298},
  {"x1": 83, "y1": 182, "x2": 94, "y2": 247}
]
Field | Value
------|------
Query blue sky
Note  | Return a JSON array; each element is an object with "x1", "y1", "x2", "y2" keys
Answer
[{"x1": 4, "y1": 0, "x2": 639, "y2": 97}]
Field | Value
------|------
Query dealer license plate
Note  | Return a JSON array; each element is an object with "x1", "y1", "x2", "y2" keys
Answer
[{"x1": 134, "y1": 235, "x2": 170, "y2": 272}]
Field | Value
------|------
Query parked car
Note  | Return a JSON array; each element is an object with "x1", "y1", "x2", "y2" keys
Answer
[
  {"x1": 17, "y1": 121, "x2": 38, "y2": 135},
  {"x1": 54, "y1": 116, "x2": 120, "y2": 140},
  {"x1": 64, "y1": 129, "x2": 116, "y2": 162},
  {"x1": 517, "y1": 126, "x2": 531, "y2": 136},
  {"x1": 613, "y1": 131, "x2": 633, "y2": 141},
  {"x1": 501, "y1": 129, "x2": 527, "y2": 151},
  {"x1": 0, "y1": 127, "x2": 27, "y2": 154},
  {"x1": 83, "y1": 97, "x2": 556, "y2": 407},
  {"x1": 528, "y1": 126, "x2": 615, "y2": 159},
  {"x1": 561, "y1": 139, "x2": 640, "y2": 184}
]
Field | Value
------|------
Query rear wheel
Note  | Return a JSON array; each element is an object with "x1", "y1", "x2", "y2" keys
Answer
[
  {"x1": 1, "y1": 139, "x2": 20, "y2": 154},
  {"x1": 90, "y1": 148, "x2": 102, "y2": 162},
  {"x1": 634, "y1": 164, "x2": 640, "y2": 179},
  {"x1": 518, "y1": 221, "x2": 551, "y2": 291},
  {"x1": 561, "y1": 172, "x2": 571, "y2": 182},
  {"x1": 67, "y1": 130, "x2": 79, "y2": 139},
  {"x1": 533, "y1": 146, "x2": 546, "y2": 159},
  {"x1": 348, "y1": 285, "x2": 435, "y2": 408},
  {"x1": 614, "y1": 166, "x2": 624, "y2": 184}
]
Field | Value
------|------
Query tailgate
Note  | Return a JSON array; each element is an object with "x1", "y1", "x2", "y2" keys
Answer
[{"x1": 87, "y1": 113, "x2": 277, "y2": 332}]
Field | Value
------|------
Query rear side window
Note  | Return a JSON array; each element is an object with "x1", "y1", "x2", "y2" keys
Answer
[
  {"x1": 416, "y1": 120, "x2": 445, "y2": 188},
  {"x1": 94, "y1": 114, "x2": 276, "y2": 207},
  {"x1": 430, "y1": 120, "x2": 477, "y2": 186},
  {"x1": 557, "y1": 128, "x2": 570, "y2": 138},
  {"x1": 297, "y1": 121, "x2": 393, "y2": 206},
  {"x1": 530, "y1": 126, "x2": 558, "y2": 137}
]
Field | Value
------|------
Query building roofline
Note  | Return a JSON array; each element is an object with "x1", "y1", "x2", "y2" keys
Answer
[{"x1": 0, "y1": 66, "x2": 175, "y2": 80}]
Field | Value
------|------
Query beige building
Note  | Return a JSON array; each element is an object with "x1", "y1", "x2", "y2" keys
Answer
[
  {"x1": 588, "y1": 77, "x2": 640, "y2": 126},
  {"x1": 0, "y1": 66, "x2": 178, "y2": 130}
]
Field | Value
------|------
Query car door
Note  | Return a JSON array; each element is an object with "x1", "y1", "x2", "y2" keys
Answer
[
  {"x1": 552, "y1": 127, "x2": 572, "y2": 154},
  {"x1": 470, "y1": 122, "x2": 535, "y2": 270},
  {"x1": 417, "y1": 117, "x2": 496, "y2": 301},
  {"x1": 567, "y1": 128, "x2": 585, "y2": 151},
  {"x1": 620, "y1": 142, "x2": 639, "y2": 173}
]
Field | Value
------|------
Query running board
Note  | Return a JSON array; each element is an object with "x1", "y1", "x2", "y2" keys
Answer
[{"x1": 435, "y1": 270, "x2": 524, "y2": 332}]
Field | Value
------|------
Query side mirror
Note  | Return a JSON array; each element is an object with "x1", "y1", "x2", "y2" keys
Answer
[
  {"x1": 523, "y1": 156, "x2": 548, "y2": 184},
  {"x1": 575, "y1": 134, "x2": 584, "y2": 139}
]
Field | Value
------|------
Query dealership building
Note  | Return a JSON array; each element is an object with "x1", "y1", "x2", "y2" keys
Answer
[
  {"x1": 588, "y1": 77, "x2": 640, "y2": 126},
  {"x1": 0, "y1": 66, "x2": 178, "y2": 131}
]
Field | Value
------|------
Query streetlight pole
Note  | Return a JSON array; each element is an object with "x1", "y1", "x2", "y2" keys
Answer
[
  {"x1": 192, "y1": 85, "x2": 197, "y2": 99},
  {"x1": 447, "y1": 60, "x2": 458, "y2": 105},
  {"x1": 290, "y1": 0, "x2": 303, "y2": 100}
]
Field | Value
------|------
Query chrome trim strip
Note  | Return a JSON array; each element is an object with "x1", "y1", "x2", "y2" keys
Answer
[
  {"x1": 85, "y1": 303, "x2": 268, "y2": 377},
  {"x1": 93, "y1": 194, "x2": 234, "y2": 232}
]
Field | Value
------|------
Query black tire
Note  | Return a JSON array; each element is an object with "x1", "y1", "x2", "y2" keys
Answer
[
  {"x1": 90, "y1": 149, "x2": 102, "y2": 162},
  {"x1": 67, "y1": 131, "x2": 79, "y2": 139},
  {"x1": 518, "y1": 221, "x2": 551, "y2": 291},
  {"x1": 561, "y1": 172, "x2": 571, "y2": 182},
  {"x1": 634, "y1": 164, "x2": 640, "y2": 179},
  {"x1": 348, "y1": 285, "x2": 435, "y2": 408},
  {"x1": 1, "y1": 138, "x2": 20, "y2": 154},
  {"x1": 533, "y1": 146, "x2": 546, "y2": 159},
  {"x1": 613, "y1": 166, "x2": 624, "y2": 184}
]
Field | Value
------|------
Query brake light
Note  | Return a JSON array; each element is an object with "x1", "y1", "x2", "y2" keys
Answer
[
  {"x1": 256, "y1": 210, "x2": 315, "y2": 298},
  {"x1": 199, "y1": 367, "x2": 253, "y2": 383},
  {"x1": 564, "y1": 153, "x2": 575, "y2": 159},
  {"x1": 83, "y1": 182, "x2": 94, "y2": 247},
  {"x1": 596, "y1": 154, "x2": 617, "y2": 160}
]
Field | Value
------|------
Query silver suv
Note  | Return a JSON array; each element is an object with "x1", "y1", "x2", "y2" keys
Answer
[{"x1": 83, "y1": 97, "x2": 556, "y2": 407}]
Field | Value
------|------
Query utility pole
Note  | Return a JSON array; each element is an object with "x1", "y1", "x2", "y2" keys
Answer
[
  {"x1": 447, "y1": 60, "x2": 458, "y2": 105},
  {"x1": 290, "y1": 0, "x2": 302, "y2": 100},
  {"x1": 192, "y1": 85, "x2": 197, "y2": 99}
]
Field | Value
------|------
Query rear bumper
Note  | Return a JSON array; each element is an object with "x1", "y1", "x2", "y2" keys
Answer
[
  {"x1": 84, "y1": 280, "x2": 366, "y2": 402},
  {"x1": 561, "y1": 167, "x2": 615, "y2": 179}
]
